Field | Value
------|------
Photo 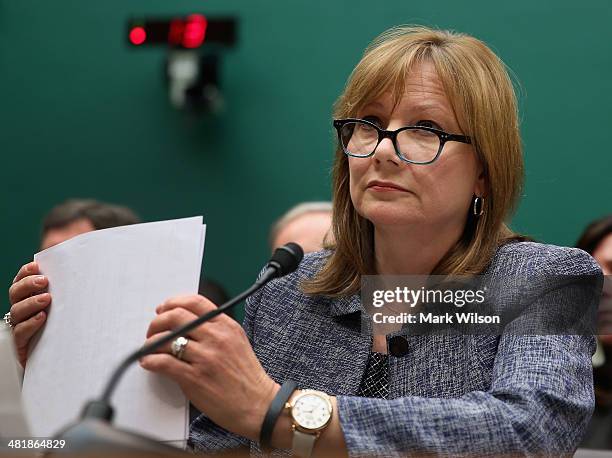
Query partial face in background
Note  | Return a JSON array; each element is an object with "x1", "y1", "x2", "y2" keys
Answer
[
  {"x1": 272, "y1": 212, "x2": 332, "y2": 253},
  {"x1": 40, "y1": 218, "x2": 95, "y2": 250},
  {"x1": 348, "y1": 61, "x2": 484, "y2": 233},
  {"x1": 594, "y1": 234, "x2": 612, "y2": 276},
  {"x1": 593, "y1": 233, "x2": 612, "y2": 342}
]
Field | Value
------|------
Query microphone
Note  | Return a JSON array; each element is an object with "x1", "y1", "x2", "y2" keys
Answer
[
  {"x1": 256, "y1": 242, "x2": 304, "y2": 286},
  {"x1": 50, "y1": 243, "x2": 304, "y2": 454}
]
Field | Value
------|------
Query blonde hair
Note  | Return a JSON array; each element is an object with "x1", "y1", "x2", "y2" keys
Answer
[{"x1": 303, "y1": 25, "x2": 524, "y2": 297}]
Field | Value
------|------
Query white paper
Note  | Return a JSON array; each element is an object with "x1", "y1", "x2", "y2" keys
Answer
[
  {"x1": 0, "y1": 327, "x2": 30, "y2": 438},
  {"x1": 22, "y1": 217, "x2": 205, "y2": 441}
]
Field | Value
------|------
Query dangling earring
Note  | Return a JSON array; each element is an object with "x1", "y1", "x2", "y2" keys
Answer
[{"x1": 472, "y1": 196, "x2": 484, "y2": 216}]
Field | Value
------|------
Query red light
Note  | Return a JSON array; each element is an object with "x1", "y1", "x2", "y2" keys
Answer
[
  {"x1": 129, "y1": 26, "x2": 147, "y2": 45},
  {"x1": 182, "y1": 14, "x2": 207, "y2": 49},
  {"x1": 168, "y1": 19, "x2": 185, "y2": 45}
]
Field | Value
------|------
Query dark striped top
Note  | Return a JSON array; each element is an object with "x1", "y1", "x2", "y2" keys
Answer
[{"x1": 357, "y1": 351, "x2": 389, "y2": 399}]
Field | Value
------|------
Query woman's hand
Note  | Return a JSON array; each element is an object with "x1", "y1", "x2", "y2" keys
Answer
[
  {"x1": 8, "y1": 261, "x2": 51, "y2": 368},
  {"x1": 140, "y1": 295, "x2": 280, "y2": 441}
]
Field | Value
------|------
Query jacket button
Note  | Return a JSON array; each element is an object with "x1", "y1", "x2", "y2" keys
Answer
[{"x1": 388, "y1": 335, "x2": 409, "y2": 357}]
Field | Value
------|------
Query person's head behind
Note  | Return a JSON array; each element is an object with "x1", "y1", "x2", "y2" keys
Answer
[
  {"x1": 576, "y1": 216, "x2": 612, "y2": 275},
  {"x1": 41, "y1": 199, "x2": 141, "y2": 249},
  {"x1": 304, "y1": 25, "x2": 524, "y2": 296},
  {"x1": 576, "y1": 216, "x2": 612, "y2": 343},
  {"x1": 270, "y1": 202, "x2": 333, "y2": 253}
]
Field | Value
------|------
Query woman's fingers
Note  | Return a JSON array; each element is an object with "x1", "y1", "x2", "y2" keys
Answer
[
  {"x1": 10, "y1": 293, "x2": 51, "y2": 324},
  {"x1": 156, "y1": 295, "x2": 218, "y2": 318},
  {"x1": 146, "y1": 307, "x2": 199, "y2": 338},
  {"x1": 9, "y1": 274, "x2": 48, "y2": 305},
  {"x1": 13, "y1": 312, "x2": 46, "y2": 367},
  {"x1": 142, "y1": 331, "x2": 199, "y2": 363},
  {"x1": 140, "y1": 353, "x2": 196, "y2": 385},
  {"x1": 8, "y1": 262, "x2": 50, "y2": 369},
  {"x1": 12, "y1": 262, "x2": 39, "y2": 284}
]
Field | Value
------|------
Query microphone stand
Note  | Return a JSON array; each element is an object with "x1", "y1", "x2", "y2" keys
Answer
[
  {"x1": 95, "y1": 280, "x2": 266, "y2": 417},
  {"x1": 48, "y1": 282, "x2": 263, "y2": 456},
  {"x1": 47, "y1": 244, "x2": 302, "y2": 456}
]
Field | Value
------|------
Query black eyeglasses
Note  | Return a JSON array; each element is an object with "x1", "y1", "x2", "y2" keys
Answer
[{"x1": 333, "y1": 118, "x2": 471, "y2": 165}]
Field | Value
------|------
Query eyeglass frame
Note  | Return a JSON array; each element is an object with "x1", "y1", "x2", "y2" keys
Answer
[{"x1": 333, "y1": 118, "x2": 472, "y2": 165}]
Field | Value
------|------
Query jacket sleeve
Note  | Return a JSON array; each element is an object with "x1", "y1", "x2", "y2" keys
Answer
[
  {"x1": 336, "y1": 249, "x2": 601, "y2": 457},
  {"x1": 188, "y1": 282, "x2": 265, "y2": 453},
  {"x1": 338, "y1": 334, "x2": 595, "y2": 457}
]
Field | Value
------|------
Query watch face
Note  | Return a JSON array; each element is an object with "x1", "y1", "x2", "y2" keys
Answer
[{"x1": 292, "y1": 393, "x2": 332, "y2": 430}]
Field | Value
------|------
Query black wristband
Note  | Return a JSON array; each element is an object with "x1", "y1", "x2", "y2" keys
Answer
[{"x1": 259, "y1": 380, "x2": 297, "y2": 452}]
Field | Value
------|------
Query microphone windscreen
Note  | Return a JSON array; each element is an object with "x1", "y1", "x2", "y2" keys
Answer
[{"x1": 270, "y1": 243, "x2": 304, "y2": 276}]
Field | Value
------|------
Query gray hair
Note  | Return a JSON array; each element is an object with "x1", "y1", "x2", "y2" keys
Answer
[{"x1": 269, "y1": 202, "x2": 333, "y2": 248}]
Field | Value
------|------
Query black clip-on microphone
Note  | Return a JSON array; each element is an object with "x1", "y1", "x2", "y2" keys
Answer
[{"x1": 48, "y1": 243, "x2": 304, "y2": 455}]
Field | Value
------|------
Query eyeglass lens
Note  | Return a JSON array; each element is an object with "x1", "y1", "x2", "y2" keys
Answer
[{"x1": 340, "y1": 121, "x2": 440, "y2": 163}]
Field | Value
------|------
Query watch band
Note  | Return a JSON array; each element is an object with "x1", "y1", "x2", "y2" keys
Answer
[
  {"x1": 292, "y1": 430, "x2": 318, "y2": 458},
  {"x1": 259, "y1": 380, "x2": 297, "y2": 453}
]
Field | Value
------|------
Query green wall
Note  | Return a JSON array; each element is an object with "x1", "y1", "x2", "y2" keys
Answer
[{"x1": 2, "y1": 1, "x2": 611, "y2": 318}]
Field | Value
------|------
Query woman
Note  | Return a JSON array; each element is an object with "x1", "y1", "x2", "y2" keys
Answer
[{"x1": 8, "y1": 26, "x2": 601, "y2": 456}]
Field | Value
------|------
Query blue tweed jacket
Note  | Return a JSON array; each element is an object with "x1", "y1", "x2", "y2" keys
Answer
[{"x1": 190, "y1": 242, "x2": 601, "y2": 456}]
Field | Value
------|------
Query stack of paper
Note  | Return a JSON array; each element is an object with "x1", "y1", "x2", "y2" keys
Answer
[{"x1": 22, "y1": 217, "x2": 206, "y2": 442}]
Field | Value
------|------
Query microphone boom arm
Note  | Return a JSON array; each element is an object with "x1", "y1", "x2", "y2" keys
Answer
[
  {"x1": 83, "y1": 242, "x2": 303, "y2": 422},
  {"x1": 91, "y1": 280, "x2": 264, "y2": 419}
]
